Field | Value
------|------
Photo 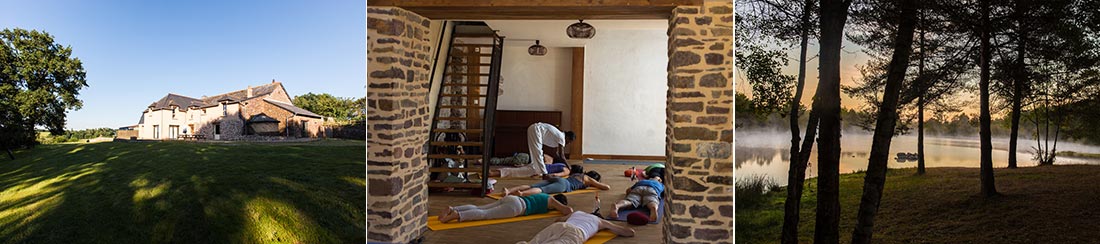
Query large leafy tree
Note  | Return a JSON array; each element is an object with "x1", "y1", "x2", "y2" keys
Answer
[
  {"x1": 0, "y1": 28, "x2": 87, "y2": 158},
  {"x1": 292, "y1": 93, "x2": 364, "y2": 122}
]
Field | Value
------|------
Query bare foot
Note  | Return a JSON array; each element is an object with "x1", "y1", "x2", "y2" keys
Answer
[
  {"x1": 648, "y1": 212, "x2": 657, "y2": 222},
  {"x1": 439, "y1": 210, "x2": 460, "y2": 223},
  {"x1": 607, "y1": 209, "x2": 619, "y2": 219}
]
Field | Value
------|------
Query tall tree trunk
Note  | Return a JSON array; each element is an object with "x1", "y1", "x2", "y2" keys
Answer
[
  {"x1": 1, "y1": 140, "x2": 13, "y2": 160},
  {"x1": 781, "y1": 0, "x2": 818, "y2": 243},
  {"x1": 1008, "y1": 0, "x2": 1027, "y2": 169},
  {"x1": 916, "y1": 7, "x2": 927, "y2": 175},
  {"x1": 814, "y1": 0, "x2": 852, "y2": 243},
  {"x1": 850, "y1": 0, "x2": 918, "y2": 242},
  {"x1": 978, "y1": 0, "x2": 999, "y2": 197}
]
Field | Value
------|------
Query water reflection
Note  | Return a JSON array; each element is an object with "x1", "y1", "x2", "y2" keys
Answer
[{"x1": 736, "y1": 133, "x2": 1100, "y2": 186}]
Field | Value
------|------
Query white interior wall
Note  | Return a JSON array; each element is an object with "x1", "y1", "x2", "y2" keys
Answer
[
  {"x1": 426, "y1": 21, "x2": 453, "y2": 121},
  {"x1": 497, "y1": 46, "x2": 573, "y2": 130},
  {"x1": 583, "y1": 29, "x2": 668, "y2": 156}
]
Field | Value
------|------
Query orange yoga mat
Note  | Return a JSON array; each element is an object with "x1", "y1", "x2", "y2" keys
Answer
[
  {"x1": 487, "y1": 188, "x2": 602, "y2": 200},
  {"x1": 426, "y1": 211, "x2": 564, "y2": 231},
  {"x1": 583, "y1": 230, "x2": 618, "y2": 244}
]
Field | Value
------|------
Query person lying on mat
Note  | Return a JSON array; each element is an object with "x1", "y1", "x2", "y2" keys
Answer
[
  {"x1": 489, "y1": 153, "x2": 570, "y2": 178},
  {"x1": 517, "y1": 211, "x2": 635, "y2": 244},
  {"x1": 503, "y1": 166, "x2": 610, "y2": 196},
  {"x1": 438, "y1": 193, "x2": 573, "y2": 223},
  {"x1": 608, "y1": 176, "x2": 664, "y2": 221}
]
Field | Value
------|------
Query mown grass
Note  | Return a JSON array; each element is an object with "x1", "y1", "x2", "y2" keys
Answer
[
  {"x1": 0, "y1": 140, "x2": 365, "y2": 243},
  {"x1": 737, "y1": 166, "x2": 1100, "y2": 244}
]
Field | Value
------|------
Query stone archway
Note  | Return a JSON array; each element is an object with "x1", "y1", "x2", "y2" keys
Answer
[{"x1": 367, "y1": 1, "x2": 732, "y2": 243}]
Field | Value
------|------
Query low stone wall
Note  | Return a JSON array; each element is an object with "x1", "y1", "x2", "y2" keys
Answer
[{"x1": 325, "y1": 121, "x2": 366, "y2": 140}]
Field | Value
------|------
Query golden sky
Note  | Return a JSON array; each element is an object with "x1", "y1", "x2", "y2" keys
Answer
[{"x1": 735, "y1": 39, "x2": 982, "y2": 115}]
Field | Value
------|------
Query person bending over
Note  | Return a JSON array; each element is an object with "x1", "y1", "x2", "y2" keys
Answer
[
  {"x1": 517, "y1": 211, "x2": 635, "y2": 244},
  {"x1": 504, "y1": 167, "x2": 609, "y2": 196},
  {"x1": 438, "y1": 193, "x2": 573, "y2": 223},
  {"x1": 496, "y1": 123, "x2": 573, "y2": 178},
  {"x1": 608, "y1": 177, "x2": 664, "y2": 221}
]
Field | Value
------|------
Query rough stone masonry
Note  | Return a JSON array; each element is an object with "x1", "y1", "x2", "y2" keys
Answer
[
  {"x1": 366, "y1": 7, "x2": 434, "y2": 244},
  {"x1": 663, "y1": 1, "x2": 734, "y2": 243}
]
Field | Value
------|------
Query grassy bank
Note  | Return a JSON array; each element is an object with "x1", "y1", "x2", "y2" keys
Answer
[
  {"x1": 737, "y1": 166, "x2": 1100, "y2": 243},
  {"x1": 0, "y1": 140, "x2": 365, "y2": 243}
]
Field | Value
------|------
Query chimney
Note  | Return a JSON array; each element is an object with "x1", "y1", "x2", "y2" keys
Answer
[
  {"x1": 272, "y1": 79, "x2": 276, "y2": 84},
  {"x1": 247, "y1": 85, "x2": 253, "y2": 97}
]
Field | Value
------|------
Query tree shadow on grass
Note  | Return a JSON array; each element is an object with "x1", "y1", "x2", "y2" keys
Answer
[{"x1": 0, "y1": 141, "x2": 365, "y2": 243}]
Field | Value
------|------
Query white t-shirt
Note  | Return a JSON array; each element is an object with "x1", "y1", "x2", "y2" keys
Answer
[
  {"x1": 564, "y1": 212, "x2": 600, "y2": 240},
  {"x1": 533, "y1": 122, "x2": 566, "y2": 148}
]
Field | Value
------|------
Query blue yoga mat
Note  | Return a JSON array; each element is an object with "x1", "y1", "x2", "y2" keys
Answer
[{"x1": 609, "y1": 200, "x2": 664, "y2": 224}]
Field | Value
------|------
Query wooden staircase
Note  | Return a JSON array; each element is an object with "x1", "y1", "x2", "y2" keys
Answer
[{"x1": 427, "y1": 22, "x2": 504, "y2": 197}]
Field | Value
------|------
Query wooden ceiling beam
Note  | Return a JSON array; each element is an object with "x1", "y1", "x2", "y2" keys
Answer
[{"x1": 368, "y1": 0, "x2": 704, "y2": 19}]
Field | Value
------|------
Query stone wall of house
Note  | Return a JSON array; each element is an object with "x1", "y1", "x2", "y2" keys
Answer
[
  {"x1": 242, "y1": 99, "x2": 296, "y2": 135},
  {"x1": 366, "y1": 6, "x2": 434, "y2": 244},
  {"x1": 663, "y1": 1, "x2": 734, "y2": 243}
]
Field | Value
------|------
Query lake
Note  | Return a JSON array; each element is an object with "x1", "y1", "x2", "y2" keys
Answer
[{"x1": 735, "y1": 131, "x2": 1100, "y2": 186}]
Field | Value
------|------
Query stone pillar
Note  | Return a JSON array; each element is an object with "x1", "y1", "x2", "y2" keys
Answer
[
  {"x1": 366, "y1": 7, "x2": 433, "y2": 243},
  {"x1": 663, "y1": 1, "x2": 734, "y2": 243}
]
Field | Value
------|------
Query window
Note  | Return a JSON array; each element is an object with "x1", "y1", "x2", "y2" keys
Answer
[
  {"x1": 153, "y1": 125, "x2": 160, "y2": 139},
  {"x1": 215, "y1": 124, "x2": 221, "y2": 135},
  {"x1": 222, "y1": 104, "x2": 227, "y2": 116},
  {"x1": 169, "y1": 125, "x2": 179, "y2": 139}
]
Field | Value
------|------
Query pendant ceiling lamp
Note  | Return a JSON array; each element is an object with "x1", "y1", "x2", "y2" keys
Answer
[
  {"x1": 567, "y1": 20, "x2": 595, "y2": 39},
  {"x1": 528, "y1": 40, "x2": 547, "y2": 56}
]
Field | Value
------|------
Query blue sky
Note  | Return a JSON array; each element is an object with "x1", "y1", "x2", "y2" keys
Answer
[{"x1": 2, "y1": 1, "x2": 365, "y2": 129}]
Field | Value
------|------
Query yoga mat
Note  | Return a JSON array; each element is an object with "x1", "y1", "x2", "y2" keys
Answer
[
  {"x1": 426, "y1": 211, "x2": 563, "y2": 231},
  {"x1": 583, "y1": 230, "x2": 617, "y2": 244},
  {"x1": 610, "y1": 200, "x2": 664, "y2": 224},
  {"x1": 581, "y1": 159, "x2": 657, "y2": 165},
  {"x1": 487, "y1": 188, "x2": 602, "y2": 200}
]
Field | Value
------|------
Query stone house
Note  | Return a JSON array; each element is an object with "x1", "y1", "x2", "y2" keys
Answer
[{"x1": 135, "y1": 81, "x2": 324, "y2": 140}]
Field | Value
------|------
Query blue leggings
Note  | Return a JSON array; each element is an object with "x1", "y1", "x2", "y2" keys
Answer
[{"x1": 530, "y1": 178, "x2": 571, "y2": 194}]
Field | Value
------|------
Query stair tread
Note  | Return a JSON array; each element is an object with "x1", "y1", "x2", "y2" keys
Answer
[
  {"x1": 428, "y1": 154, "x2": 484, "y2": 159},
  {"x1": 428, "y1": 167, "x2": 485, "y2": 172},
  {"x1": 429, "y1": 141, "x2": 483, "y2": 146},
  {"x1": 434, "y1": 129, "x2": 483, "y2": 132},
  {"x1": 428, "y1": 182, "x2": 484, "y2": 188}
]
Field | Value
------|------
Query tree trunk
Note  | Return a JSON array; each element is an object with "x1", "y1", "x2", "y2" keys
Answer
[
  {"x1": 1, "y1": 140, "x2": 13, "y2": 160},
  {"x1": 916, "y1": 8, "x2": 927, "y2": 175},
  {"x1": 1008, "y1": 0, "x2": 1027, "y2": 169},
  {"x1": 781, "y1": 0, "x2": 818, "y2": 242},
  {"x1": 978, "y1": 0, "x2": 999, "y2": 197},
  {"x1": 850, "y1": 0, "x2": 918, "y2": 242},
  {"x1": 814, "y1": 0, "x2": 852, "y2": 243}
]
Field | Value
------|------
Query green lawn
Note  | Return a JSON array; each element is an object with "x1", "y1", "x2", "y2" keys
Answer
[
  {"x1": 738, "y1": 166, "x2": 1100, "y2": 244},
  {"x1": 0, "y1": 140, "x2": 365, "y2": 243}
]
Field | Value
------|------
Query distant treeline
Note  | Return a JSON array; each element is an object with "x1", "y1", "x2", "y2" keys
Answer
[
  {"x1": 736, "y1": 92, "x2": 1100, "y2": 144},
  {"x1": 37, "y1": 128, "x2": 116, "y2": 144}
]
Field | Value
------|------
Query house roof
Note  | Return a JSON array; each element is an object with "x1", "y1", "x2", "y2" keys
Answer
[
  {"x1": 147, "y1": 93, "x2": 204, "y2": 111},
  {"x1": 146, "y1": 82, "x2": 285, "y2": 111},
  {"x1": 263, "y1": 98, "x2": 323, "y2": 118},
  {"x1": 248, "y1": 113, "x2": 280, "y2": 123}
]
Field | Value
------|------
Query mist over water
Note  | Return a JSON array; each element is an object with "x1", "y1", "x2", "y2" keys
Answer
[{"x1": 736, "y1": 130, "x2": 1100, "y2": 186}]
